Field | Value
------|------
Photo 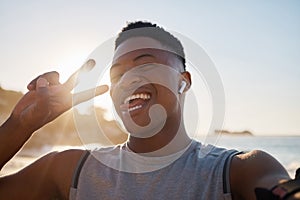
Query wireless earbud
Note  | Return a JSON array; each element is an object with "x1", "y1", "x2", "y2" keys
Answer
[{"x1": 178, "y1": 81, "x2": 187, "y2": 94}]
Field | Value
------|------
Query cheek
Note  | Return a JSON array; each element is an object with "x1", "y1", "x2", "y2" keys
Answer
[
  {"x1": 156, "y1": 85, "x2": 180, "y2": 109},
  {"x1": 109, "y1": 87, "x2": 119, "y2": 111},
  {"x1": 109, "y1": 89, "x2": 115, "y2": 105},
  {"x1": 156, "y1": 76, "x2": 178, "y2": 96},
  {"x1": 109, "y1": 84, "x2": 119, "y2": 103}
]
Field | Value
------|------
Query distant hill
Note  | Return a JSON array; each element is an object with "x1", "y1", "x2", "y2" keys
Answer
[
  {"x1": 0, "y1": 87, "x2": 23, "y2": 120},
  {"x1": 0, "y1": 87, "x2": 128, "y2": 150},
  {"x1": 215, "y1": 129, "x2": 253, "y2": 136}
]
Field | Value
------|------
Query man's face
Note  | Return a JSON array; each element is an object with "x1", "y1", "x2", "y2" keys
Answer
[{"x1": 110, "y1": 39, "x2": 186, "y2": 136}]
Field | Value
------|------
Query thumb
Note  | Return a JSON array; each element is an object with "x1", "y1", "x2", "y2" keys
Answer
[{"x1": 36, "y1": 77, "x2": 49, "y2": 90}]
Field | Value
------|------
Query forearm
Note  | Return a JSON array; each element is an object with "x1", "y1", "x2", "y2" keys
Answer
[{"x1": 0, "y1": 115, "x2": 35, "y2": 170}]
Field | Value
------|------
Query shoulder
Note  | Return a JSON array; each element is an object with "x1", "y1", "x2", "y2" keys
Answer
[
  {"x1": 231, "y1": 150, "x2": 289, "y2": 180},
  {"x1": 44, "y1": 149, "x2": 87, "y2": 198},
  {"x1": 230, "y1": 150, "x2": 290, "y2": 199},
  {"x1": 0, "y1": 149, "x2": 86, "y2": 199}
]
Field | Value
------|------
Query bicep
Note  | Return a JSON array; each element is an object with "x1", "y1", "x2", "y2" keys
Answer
[{"x1": 230, "y1": 150, "x2": 290, "y2": 199}]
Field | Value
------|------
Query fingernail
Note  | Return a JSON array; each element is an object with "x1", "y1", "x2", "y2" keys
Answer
[
  {"x1": 84, "y1": 59, "x2": 96, "y2": 71},
  {"x1": 37, "y1": 78, "x2": 49, "y2": 88}
]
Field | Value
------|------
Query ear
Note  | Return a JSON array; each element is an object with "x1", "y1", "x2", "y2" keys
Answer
[{"x1": 180, "y1": 71, "x2": 191, "y2": 92}]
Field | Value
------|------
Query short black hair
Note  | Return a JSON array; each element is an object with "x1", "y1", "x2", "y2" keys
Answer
[{"x1": 115, "y1": 21, "x2": 186, "y2": 70}]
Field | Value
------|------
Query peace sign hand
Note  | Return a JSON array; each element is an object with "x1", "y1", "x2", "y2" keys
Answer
[{"x1": 11, "y1": 59, "x2": 109, "y2": 133}]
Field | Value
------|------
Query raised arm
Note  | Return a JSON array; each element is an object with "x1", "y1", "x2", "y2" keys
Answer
[
  {"x1": 0, "y1": 60, "x2": 108, "y2": 199},
  {"x1": 0, "y1": 59, "x2": 108, "y2": 170}
]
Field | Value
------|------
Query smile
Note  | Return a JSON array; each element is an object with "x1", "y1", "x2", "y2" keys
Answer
[
  {"x1": 124, "y1": 93, "x2": 151, "y2": 104},
  {"x1": 121, "y1": 92, "x2": 151, "y2": 113}
]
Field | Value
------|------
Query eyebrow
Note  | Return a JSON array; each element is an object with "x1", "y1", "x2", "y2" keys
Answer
[
  {"x1": 111, "y1": 54, "x2": 156, "y2": 69},
  {"x1": 133, "y1": 54, "x2": 155, "y2": 62}
]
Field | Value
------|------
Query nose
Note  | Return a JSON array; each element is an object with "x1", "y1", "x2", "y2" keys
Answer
[{"x1": 118, "y1": 73, "x2": 143, "y2": 90}]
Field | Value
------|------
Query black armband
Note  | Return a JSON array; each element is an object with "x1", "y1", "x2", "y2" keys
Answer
[{"x1": 255, "y1": 168, "x2": 300, "y2": 200}]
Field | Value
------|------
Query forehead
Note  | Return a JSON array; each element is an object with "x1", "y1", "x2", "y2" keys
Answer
[
  {"x1": 111, "y1": 48, "x2": 175, "y2": 66},
  {"x1": 113, "y1": 36, "x2": 177, "y2": 62}
]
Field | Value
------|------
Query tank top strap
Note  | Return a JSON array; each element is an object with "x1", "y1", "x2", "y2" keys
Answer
[
  {"x1": 223, "y1": 151, "x2": 243, "y2": 195},
  {"x1": 71, "y1": 150, "x2": 91, "y2": 189}
]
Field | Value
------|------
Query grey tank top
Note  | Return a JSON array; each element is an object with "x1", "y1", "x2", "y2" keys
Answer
[{"x1": 70, "y1": 140, "x2": 239, "y2": 200}]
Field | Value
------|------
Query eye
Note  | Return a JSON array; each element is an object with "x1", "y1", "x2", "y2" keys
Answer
[{"x1": 139, "y1": 63, "x2": 158, "y2": 71}]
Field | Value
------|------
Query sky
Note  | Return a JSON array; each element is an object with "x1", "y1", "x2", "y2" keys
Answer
[{"x1": 0, "y1": 0, "x2": 299, "y2": 135}]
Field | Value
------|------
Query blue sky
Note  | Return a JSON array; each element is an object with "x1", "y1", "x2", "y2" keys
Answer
[{"x1": 0, "y1": 0, "x2": 299, "y2": 135}]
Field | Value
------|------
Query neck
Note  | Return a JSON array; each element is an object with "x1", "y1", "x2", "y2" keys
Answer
[{"x1": 126, "y1": 118, "x2": 192, "y2": 156}]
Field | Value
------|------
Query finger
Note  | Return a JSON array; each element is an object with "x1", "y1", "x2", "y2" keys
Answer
[
  {"x1": 72, "y1": 85, "x2": 109, "y2": 106},
  {"x1": 24, "y1": 78, "x2": 51, "y2": 129},
  {"x1": 63, "y1": 59, "x2": 96, "y2": 91},
  {"x1": 33, "y1": 77, "x2": 50, "y2": 116},
  {"x1": 27, "y1": 71, "x2": 60, "y2": 90},
  {"x1": 36, "y1": 77, "x2": 49, "y2": 90}
]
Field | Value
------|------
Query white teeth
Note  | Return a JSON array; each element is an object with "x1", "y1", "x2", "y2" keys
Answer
[
  {"x1": 124, "y1": 93, "x2": 151, "y2": 104},
  {"x1": 128, "y1": 105, "x2": 142, "y2": 112}
]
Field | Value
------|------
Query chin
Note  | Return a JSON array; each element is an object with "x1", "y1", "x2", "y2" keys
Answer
[{"x1": 123, "y1": 117, "x2": 166, "y2": 138}]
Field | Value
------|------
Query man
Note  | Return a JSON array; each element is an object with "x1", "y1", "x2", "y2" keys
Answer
[{"x1": 0, "y1": 21, "x2": 299, "y2": 199}]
